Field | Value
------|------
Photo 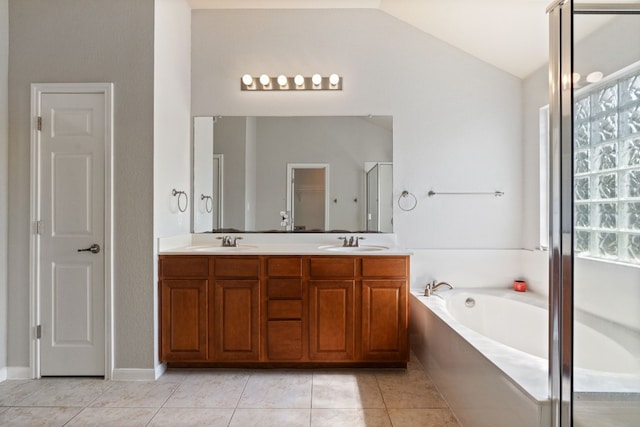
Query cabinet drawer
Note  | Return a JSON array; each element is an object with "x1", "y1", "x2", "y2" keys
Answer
[
  {"x1": 266, "y1": 257, "x2": 302, "y2": 277},
  {"x1": 309, "y1": 257, "x2": 356, "y2": 277},
  {"x1": 268, "y1": 300, "x2": 302, "y2": 319},
  {"x1": 214, "y1": 257, "x2": 260, "y2": 277},
  {"x1": 362, "y1": 257, "x2": 408, "y2": 277},
  {"x1": 267, "y1": 321, "x2": 303, "y2": 360},
  {"x1": 267, "y1": 279, "x2": 302, "y2": 299},
  {"x1": 160, "y1": 256, "x2": 209, "y2": 278}
]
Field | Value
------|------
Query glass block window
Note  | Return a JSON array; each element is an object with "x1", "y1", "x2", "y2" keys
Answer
[{"x1": 574, "y1": 66, "x2": 640, "y2": 264}]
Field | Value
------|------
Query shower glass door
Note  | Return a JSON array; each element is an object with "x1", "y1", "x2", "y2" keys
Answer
[{"x1": 572, "y1": 4, "x2": 640, "y2": 426}]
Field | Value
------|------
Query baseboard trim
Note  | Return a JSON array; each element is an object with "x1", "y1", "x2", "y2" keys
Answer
[
  {"x1": 111, "y1": 368, "x2": 158, "y2": 381},
  {"x1": 8, "y1": 366, "x2": 32, "y2": 379},
  {"x1": 154, "y1": 362, "x2": 167, "y2": 380},
  {"x1": 0, "y1": 366, "x2": 7, "y2": 382}
]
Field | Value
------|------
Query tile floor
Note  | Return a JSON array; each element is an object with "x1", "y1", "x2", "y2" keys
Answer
[{"x1": 0, "y1": 355, "x2": 460, "y2": 426}]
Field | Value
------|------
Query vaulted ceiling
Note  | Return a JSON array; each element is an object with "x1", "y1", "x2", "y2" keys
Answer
[{"x1": 186, "y1": 0, "x2": 620, "y2": 79}]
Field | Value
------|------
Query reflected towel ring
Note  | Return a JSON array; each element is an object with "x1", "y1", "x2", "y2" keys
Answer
[
  {"x1": 172, "y1": 189, "x2": 188, "y2": 213},
  {"x1": 398, "y1": 190, "x2": 417, "y2": 211},
  {"x1": 201, "y1": 194, "x2": 213, "y2": 213}
]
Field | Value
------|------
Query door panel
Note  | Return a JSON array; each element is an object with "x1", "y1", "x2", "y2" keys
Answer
[
  {"x1": 52, "y1": 263, "x2": 94, "y2": 345},
  {"x1": 361, "y1": 280, "x2": 408, "y2": 360},
  {"x1": 39, "y1": 92, "x2": 105, "y2": 376},
  {"x1": 52, "y1": 154, "x2": 93, "y2": 235},
  {"x1": 308, "y1": 280, "x2": 354, "y2": 360},
  {"x1": 213, "y1": 280, "x2": 260, "y2": 361},
  {"x1": 161, "y1": 279, "x2": 208, "y2": 361}
]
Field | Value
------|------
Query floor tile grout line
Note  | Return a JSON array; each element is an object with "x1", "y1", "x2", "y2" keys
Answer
[
  {"x1": 373, "y1": 370, "x2": 395, "y2": 426},
  {"x1": 310, "y1": 371, "x2": 315, "y2": 426},
  {"x1": 226, "y1": 369, "x2": 252, "y2": 427},
  {"x1": 144, "y1": 406, "x2": 163, "y2": 427},
  {"x1": 146, "y1": 377, "x2": 183, "y2": 427}
]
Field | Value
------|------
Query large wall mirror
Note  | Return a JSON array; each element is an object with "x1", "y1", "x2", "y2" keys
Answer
[{"x1": 192, "y1": 116, "x2": 393, "y2": 233}]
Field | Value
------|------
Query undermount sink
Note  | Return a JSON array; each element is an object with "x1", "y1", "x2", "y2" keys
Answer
[{"x1": 318, "y1": 245, "x2": 390, "y2": 253}]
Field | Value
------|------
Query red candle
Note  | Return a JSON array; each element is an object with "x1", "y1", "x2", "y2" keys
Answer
[{"x1": 513, "y1": 280, "x2": 527, "y2": 292}]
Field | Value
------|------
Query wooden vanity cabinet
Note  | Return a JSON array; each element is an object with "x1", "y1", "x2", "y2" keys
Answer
[
  {"x1": 159, "y1": 256, "x2": 210, "y2": 362},
  {"x1": 159, "y1": 253, "x2": 409, "y2": 366}
]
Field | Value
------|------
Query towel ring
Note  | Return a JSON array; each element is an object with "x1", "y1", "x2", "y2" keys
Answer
[
  {"x1": 398, "y1": 190, "x2": 417, "y2": 211},
  {"x1": 172, "y1": 189, "x2": 188, "y2": 213},
  {"x1": 201, "y1": 194, "x2": 213, "y2": 213}
]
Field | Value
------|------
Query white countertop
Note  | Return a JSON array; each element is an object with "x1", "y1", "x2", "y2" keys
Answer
[{"x1": 158, "y1": 233, "x2": 411, "y2": 256}]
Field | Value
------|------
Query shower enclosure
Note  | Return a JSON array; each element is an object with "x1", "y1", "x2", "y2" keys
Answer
[{"x1": 547, "y1": 1, "x2": 640, "y2": 426}]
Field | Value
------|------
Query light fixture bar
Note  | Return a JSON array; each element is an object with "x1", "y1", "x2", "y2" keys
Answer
[{"x1": 241, "y1": 74, "x2": 342, "y2": 91}]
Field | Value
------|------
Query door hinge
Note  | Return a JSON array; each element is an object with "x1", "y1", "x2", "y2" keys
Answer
[
  {"x1": 37, "y1": 116, "x2": 42, "y2": 131},
  {"x1": 36, "y1": 325, "x2": 42, "y2": 339},
  {"x1": 35, "y1": 220, "x2": 43, "y2": 235}
]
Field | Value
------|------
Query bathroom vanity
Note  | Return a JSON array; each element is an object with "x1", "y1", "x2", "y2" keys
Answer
[{"x1": 158, "y1": 236, "x2": 410, "y2": 367}]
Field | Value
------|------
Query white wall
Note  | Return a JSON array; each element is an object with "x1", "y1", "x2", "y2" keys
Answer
[
  {"x1": 153, "y1": 0, "x2": 191, "y2": 371},
  {"x1": 0, "y1": 0, "x2": 9, "y2": 381},
  {"x1": 8, "y1": 0, "x2": 156, "y2": 374},
  {"x1": 191, "y1": 9, "x2": 524, "y2": 250},
  {"x1": 154, "y1": 0, "x2": 191, "y2": 238}
]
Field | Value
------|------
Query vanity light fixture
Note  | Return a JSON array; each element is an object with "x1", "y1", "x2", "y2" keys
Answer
[{"x1": 241, "y1": 74, "x2": 342, "y2": 91}]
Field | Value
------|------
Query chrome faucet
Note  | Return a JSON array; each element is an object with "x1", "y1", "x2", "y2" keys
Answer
[
  {"x1": 339, "y1": 236, "x2": 365, "y2": 247},
  {"x1": 424, "y1": 280, "x2": 453, "y2": 297},
  {"x1": 218, "y1": 235, "x2": 242, "y2": 247}
]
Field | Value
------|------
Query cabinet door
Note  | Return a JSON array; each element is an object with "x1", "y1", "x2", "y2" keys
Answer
[
  {"x1": 309, "y1": 280, "x2": 355, "y2": 361},
  {"x1": 213, "y1": 279, "x2": 260, "y2": 361},
  {"x1": 361, "y1": 280, "x2": 408, "y2": 361},
  {"x1": 161, "y1": 279, "x2": 208, "y2": 361},
  {"x1": 267, "y1": 320, "x2": 303, "y2": 360}
]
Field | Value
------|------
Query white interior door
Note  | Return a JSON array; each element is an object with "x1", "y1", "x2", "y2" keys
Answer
[{"x1": 38, "y1": 91, "x2": 106, "y2": 376}]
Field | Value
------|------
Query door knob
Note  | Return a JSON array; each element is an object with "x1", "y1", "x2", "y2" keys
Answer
[{"x1": 77, "y1": 244, "x2": 101, "y2": 254}]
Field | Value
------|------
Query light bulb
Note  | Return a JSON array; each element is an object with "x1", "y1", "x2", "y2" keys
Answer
[
  {"x1": 259, "y1": 74, "x2": 270, "y2": 86},
  {"x1": 277, "y1": 75, "x2": 288, "y2": 86},
  {"x1": 312, "y1": 74, "x2": 322, "y2": 86},
  {"x1": 294, "y1": 75, "x2": 304, "y2": 86},
  {"x1": 329, "y1": 74, "x2": 340, "y2": 86},
  {"x1": 242, "y1": 74, "x2": 253, "y2": 86},
  {"x1": 586, "y1": 71, "x2": 603, "y2": 83}
]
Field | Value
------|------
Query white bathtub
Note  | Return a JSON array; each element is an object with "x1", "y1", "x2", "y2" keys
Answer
[{"x1": 410, "y1": 288, "x2": 640, "y2": 427}]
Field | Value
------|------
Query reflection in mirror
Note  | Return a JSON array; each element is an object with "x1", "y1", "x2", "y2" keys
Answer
[
  {"x1": 366, "y1": 162, "x2": 393, "y2": 232},
  {"x1": 193, "y1": 117, "x2": 213, "y2": 232},
  {"x1": 192, "y1": 116, "x2": 393, "y2": 233},
  {"x1": 286, "y1": 163, "x2": 329, "y2": 231}
]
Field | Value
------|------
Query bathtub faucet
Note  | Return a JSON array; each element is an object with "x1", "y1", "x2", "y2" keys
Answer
[{"x1": 424, "y1": 280, "x2": 453, "y2": 297}]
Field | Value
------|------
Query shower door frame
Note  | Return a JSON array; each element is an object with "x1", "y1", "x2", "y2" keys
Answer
[{"x1": 547, "y1": 2, "x2": 640, "y2": 426}]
